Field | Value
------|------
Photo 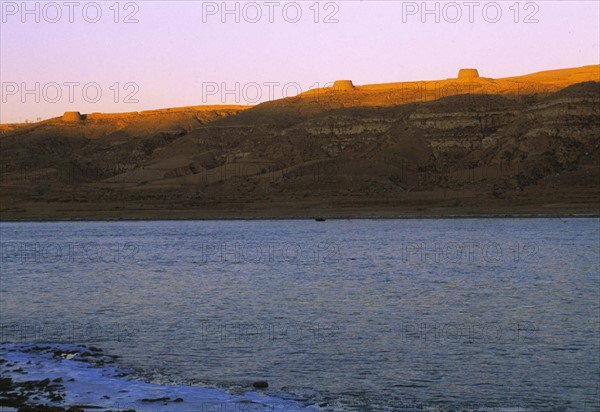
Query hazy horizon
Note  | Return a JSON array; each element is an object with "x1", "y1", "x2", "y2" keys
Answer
[{"x1": 1, "y1": 0, "x2": 599, "y2": 123}]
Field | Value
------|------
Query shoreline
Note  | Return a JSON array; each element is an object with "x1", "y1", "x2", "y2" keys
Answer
[
  {"x1": 0, "y1": 343, "x2": 314, "y2": 412},
  {"x1": 1, "y1": 213, "x2": 599, "y2": 223}
]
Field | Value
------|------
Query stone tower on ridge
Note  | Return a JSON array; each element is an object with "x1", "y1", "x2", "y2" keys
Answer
[
  {"x1": 62, "y1": 112, "x2": 82, "y2": 122},
  {"x1": 333, "y1": 80, "x2": 355, "y2": 91},
  {"x1": 457, "y1": 68, "x2": 480, "y2": 80}
]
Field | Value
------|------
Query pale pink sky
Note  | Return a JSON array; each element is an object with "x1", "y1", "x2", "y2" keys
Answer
[{"x1": 1, "y1": 0, "x2": 599, "y2": 123}]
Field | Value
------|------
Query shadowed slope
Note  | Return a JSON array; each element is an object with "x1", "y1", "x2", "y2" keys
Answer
[{"x1": 0, "y1": 68, "x2": 598, "y2": 219}]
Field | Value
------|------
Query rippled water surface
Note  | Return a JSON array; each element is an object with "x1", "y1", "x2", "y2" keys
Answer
[{"x1": 1, "y1": 219, "x2": 599, "y2": 411}]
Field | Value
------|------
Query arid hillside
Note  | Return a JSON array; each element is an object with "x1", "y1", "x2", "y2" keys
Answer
[{"x1": 1, "y1": 66, "x2": 599, "y2": 219}]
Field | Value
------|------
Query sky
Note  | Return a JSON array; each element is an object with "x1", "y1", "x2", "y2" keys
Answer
[{"x1": 1, "y1": 0, "x2": 599, "y2": 123}]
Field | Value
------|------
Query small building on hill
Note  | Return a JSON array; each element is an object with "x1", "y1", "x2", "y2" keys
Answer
[
  {"x1": 333, "y1": 80, "x2": 355, "y2": 91},
  {"x1": 457, "y1": 68, "x2": 480, "y2": 80},
  {"x1": 62, "y1": 112, "x2": 82, "y2": 122}
]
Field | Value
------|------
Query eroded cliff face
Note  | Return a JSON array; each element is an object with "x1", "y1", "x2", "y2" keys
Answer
[
  {"x1": 250, "y1": 84, "x2": 598, "y2": 174},
  {"x1": 0, "y1": 81, "x2": 598, "y2": 219}
]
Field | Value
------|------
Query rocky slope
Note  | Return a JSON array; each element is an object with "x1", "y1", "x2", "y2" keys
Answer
[{"x1": 0, "y1": 67, "x2": 598, "y2": 219}]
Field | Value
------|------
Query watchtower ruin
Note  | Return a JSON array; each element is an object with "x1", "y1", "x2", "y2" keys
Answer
[
  {"x1": 333, "y1": 80, "x2": 355, "y2": 91},
  {"x1": 457, "y1": 69, "x2": 480, "y2": 80},
  {"x1": 62, "y1": 111, "x2": 82, "y2": 122}
]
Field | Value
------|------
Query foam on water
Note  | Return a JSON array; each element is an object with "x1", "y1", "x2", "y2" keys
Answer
[{"x1": 0, "y1": 343, "x2": 321, "y2": 411}]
